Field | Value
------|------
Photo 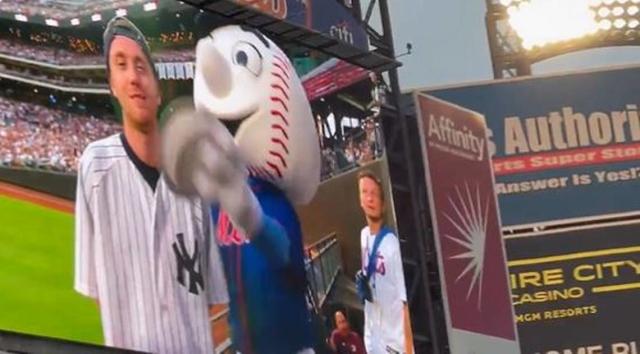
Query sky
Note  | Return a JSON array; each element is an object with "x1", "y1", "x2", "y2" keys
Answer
[{"x1": 383, "y1": 0, "x2": 640, "y2": 91}]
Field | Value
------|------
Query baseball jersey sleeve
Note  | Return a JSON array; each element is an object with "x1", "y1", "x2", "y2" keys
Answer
[
  {"x1": 74, "y1": 157, "x2": 98, "y2": 299},
  {"x1": 203, "y1": 207, "x2": 229, "y2": 305},
  {"x1": 390, "y1": 234, "x2": 407, "y2": 303}
]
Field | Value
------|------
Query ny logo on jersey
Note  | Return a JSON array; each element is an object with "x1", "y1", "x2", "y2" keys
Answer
[
  {"x1": 216, "y1": 211, "x2": 248, "y2": 246},
  {"x1": 172, "y1": 233, "x2": 204, "y2": 295}
]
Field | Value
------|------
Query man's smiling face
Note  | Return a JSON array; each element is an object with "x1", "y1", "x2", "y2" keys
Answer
[{"x1": 108, "y1": 35, "x2": 161, "y2": 130}]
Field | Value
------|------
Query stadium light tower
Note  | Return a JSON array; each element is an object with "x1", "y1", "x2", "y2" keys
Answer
[{"x1": 486, "y1": 0, "x2": 640, "y2": 78}]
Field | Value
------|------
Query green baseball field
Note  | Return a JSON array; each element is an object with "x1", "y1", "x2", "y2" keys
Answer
[{"x1": 0, "y1": 194, "x2": 102, "y2": 344}]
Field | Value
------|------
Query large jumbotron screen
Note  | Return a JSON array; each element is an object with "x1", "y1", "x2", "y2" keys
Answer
[{"x1": 0, "y1": 0, "x2": 415, "y2": 353}]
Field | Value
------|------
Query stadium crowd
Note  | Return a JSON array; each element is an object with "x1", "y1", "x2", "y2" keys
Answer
[
  {"x1": 0, "y1": 96, "x2": 120, "y2": 173},
  {"x1": 0, "y1": 93, "x2": 382, "y2": 177},
  {"x1": 0, "y1": 38, "x2": 102, "y2": 65},
  {"x1": 154, "y1": 49, "x2": 195, "y2": 63},
  {"x1": 0, "y1": 0, "x2": 142, "y2": 20},
  {"x1": 321, "y1": 117, "x2": 383, "y2": 180},
  {"x1": 0, "y1": 92, "x2": 381, "y2": 176},
  {"x1": 0, "y1": 38, "x2": 196, "y2": 65}
]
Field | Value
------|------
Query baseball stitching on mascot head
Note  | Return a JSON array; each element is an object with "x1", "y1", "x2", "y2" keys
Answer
[{"x1": 194, "y1": 25, "x2": 320, "y2": 205}]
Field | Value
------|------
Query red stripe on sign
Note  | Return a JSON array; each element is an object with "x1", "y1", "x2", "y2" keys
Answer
[{"x1": 493, "y1": 142, "x2": 640, "y2": 176}]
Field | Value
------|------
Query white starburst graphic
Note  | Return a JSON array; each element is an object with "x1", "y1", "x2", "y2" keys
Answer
[{"x1": 443, "y1": 182, "x2": 489, "y2": 310}]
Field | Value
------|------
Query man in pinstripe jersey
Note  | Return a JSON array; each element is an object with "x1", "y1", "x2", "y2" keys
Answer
[{"x1": 73, "y1": 16, "x2": 228, "y2": 354}]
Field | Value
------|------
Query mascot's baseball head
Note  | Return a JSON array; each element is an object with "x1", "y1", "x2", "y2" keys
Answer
[{"x1": 193, "y1": 25, "x2": 320, "y2": 204}]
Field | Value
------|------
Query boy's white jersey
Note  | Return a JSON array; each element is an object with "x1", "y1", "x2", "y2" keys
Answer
[{"x1": 360, "y1": 226, "x2": 407, "y2": 354}]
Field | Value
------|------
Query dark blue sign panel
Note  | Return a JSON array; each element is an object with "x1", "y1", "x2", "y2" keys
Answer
[
  {"x1": 424, "y1": 66, "x2": 640, "y2": 227},
  {"x1": 506, "y1": 222, "x2": 640, "y2": 354},
  {"x1": 232, "y1": 0, "x2": 368, "y2": 50}
]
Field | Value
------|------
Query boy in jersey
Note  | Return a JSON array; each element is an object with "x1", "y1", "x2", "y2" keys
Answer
[
  {"x1": 74, "y1": 16, "x2": 228, "y2": 354},
  {"x1": 357, "y1": 171, "x2": 413, "y2": 354}
]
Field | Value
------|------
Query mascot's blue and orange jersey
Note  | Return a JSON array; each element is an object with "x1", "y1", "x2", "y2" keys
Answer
[{"x1": 211, "y1": 177, "x2": 314, "y2": 354}]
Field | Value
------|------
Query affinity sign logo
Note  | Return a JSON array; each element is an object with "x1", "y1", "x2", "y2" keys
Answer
[{"x1": 444, "y1": 183, "x2": 489, "y2": 310}]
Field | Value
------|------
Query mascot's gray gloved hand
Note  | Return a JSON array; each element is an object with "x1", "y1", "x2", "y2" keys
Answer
[
  {"x1": 160, "y1": 105, "x2": 261, "y2": 236},
  {"x1": 160, "y1": 104, "x2": 291, "y2": 266}
]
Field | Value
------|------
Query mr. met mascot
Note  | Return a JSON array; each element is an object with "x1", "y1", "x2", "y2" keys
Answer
[{"x1": 160, "y1": 25, "x2": 321, "y2": 354}]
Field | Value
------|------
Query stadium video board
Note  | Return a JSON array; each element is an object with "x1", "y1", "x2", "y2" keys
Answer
[{"x1": 0, "y1": 1, "x2": 416, "y2": 353}]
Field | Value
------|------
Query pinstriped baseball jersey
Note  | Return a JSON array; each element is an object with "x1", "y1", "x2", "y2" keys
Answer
[{"x1": 74, "y1": 133, "x2": 228, "y2": 354}]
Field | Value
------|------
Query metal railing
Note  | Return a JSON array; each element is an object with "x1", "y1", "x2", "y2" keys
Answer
[{"x1": 304, "y1": 233, "x2": 342, "y2": 309}]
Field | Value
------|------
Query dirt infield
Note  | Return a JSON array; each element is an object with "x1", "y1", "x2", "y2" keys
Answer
[{"x1": 0, "y1": 181, "x2": 74, "y2": 214}]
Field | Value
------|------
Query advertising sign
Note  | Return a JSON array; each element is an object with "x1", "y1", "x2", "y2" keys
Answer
[
  {"x1": 507, "y1": 222, "x2": 640, "y2": 354},
  {"x1": 232, "y1": 0, "x2": 369, "y2": 50},
  {"x1": 415, "y1": 93, "x2": 519, "y2": 354},
  {"x1": 302, "y1": 58, "x2": 369, "y2": 102},
  {"x1": 425, "y1": 66, "x2": 640, "y2": 227}
]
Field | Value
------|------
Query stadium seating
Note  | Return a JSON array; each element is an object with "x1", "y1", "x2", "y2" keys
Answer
[
  {"x1": 0, "y1": 0, "x2": 141, "y2": 20},
  {"x1": 0, "y1": 96, "x2": 120, "y2": 173},
  {"x1": 0, "y1": 38, "x2": 195, "y2": 66}
]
